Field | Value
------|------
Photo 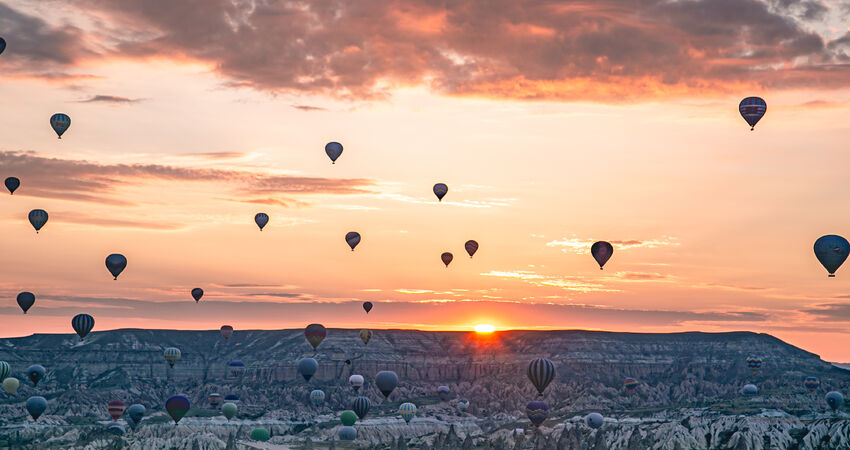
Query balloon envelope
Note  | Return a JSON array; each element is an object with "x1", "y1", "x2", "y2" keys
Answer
[
  {"x1": 376, "y1": 370, "x2": 399, "y2": 398},
  {"x1": 50, "y1": 113, "x2": 71, "y2": 138},
  {"x1": 0, "y1": 361, "x2": 9, "y2": 381},
  {"x1": 360, "y1": 329, "x2": 373, "y2": 345},
  {"x1": 526, "y1": 401, "x2": 548, "y2": 427},
  {"x1": 340, "y1": 410, "x2": 357, "y2": 426},
  {"x1": 26, "y1": 396, "x2": 47, "y2": 420},
  {"x1": 827, "y1": 391, "x2": 844, "y2": 411},
  {"x1": 107, "y1": 400, "x2": 126, "y2": 420},
  {"x1": 0, "y1": 37, "x2": 5, "y2": 55},
  {"x1": 254, "y1": 213, "x2": 269, "y2": 230},
  {"x1": 28, "y1": 209, "x2": 47, "y2": 232},
  {"x1": 16, "y1": 292, "x2": 35, "y2": 314},
  {"x1": 224, "y1": 394, "x2": 239, "y2": 403},
  {"x1": 433, "y1": 183, "x2": 448, "y2": 201},
  {"x1": 353, "y1": 396, "x2": 371, "y2": 419},
  {"x1": 338, "y1": 426, "x2": 357, "y2": 441},
  {"x1": 26, "y1": 365, "x2": 45, "y2": 386},
  {"x1": 298, "y1": 357, "x2": 318, "y2": 381},
  {"x1": 815, "y1": 235, "x2": 850, "y2": 277},
  {"x1": 220, "y1": 325, "x2": 233, "y2": 339},
  {"x1": 222, "y1": 402, "x2": 237, "y2": 420},
  {"x1": 527, "y1": 358, "x2": 555, "y2": 396},
  {"x1": 591, "y1": 241, "x2": 613, "y2": 269},
  {"x1": 438, "y1": 385, "x2": 450, "y2": 402},
  {"x1": 624, "y1": 377, "x2": 639, "y2": 392},
  {"x1": 3, "y1": 377, "x2": 19, "y2": 394},
  {"x1": 251, "y1": 428, "x2": 270, "y2": 442},
  {"x1": 362, "y1": 301, "x2": 373, "y2": 313},
  {"x1": 191, "y1": 288, "x2": 203, "y2": 302},
  {"x1": 349, "y1": 374, "x2": 364, "y2": 391},
  {"x1": 465, "y1": 240, "x2": 479, "y2": 258},
  {"x1": 208, "y1": 393, "x2": 222, "y2": 407},
  {"x1": 739, "y1": 97, "x2": 767, "y2": 130},
  {"x1": 4, "y1": 177, "x2": 19, "y2": 194},
  {"x1": 163, "y1": 347, "x2": 181, "y2": 367},
  {"x1": 71, "y1": 313, "x2": 94, "y2": 340},
  {"x1": 325, "y1": 142, "x2": 343, "y2": 163},
  {"x1": 310, "y1": 389, "x2": 325, "y2": 406},
  {"x1": 345, "y1": 232, "x2": 361, "y2": 251},
  {"x1": 458, "y1": 399, "x2": 469, "y2": 411},
  {"x1": 742, "y1": 384, "x2": 758, "y2": 395},
  {"x1": 805, "y1": 377, "x2": 820, "y2": 392},
  {"x1": 441, "y1": 252, "x2": 453, "y2": 267},
  {"x1": 105, "y1": 254, "x2": 127, "y2": 280},
  {"x1": 304, "y1": 323, "x2": 326, "y2": 350},
  {"x1": 586, "y1": 413, "x2": 604, "y2": 429},
  {"x1": 165, "y1": 395, "x2": 190, "y2": 423},
  {"x1": 107, "y1": 423, "x2": 125, "y2": 435},
  {"x1": 399, "y1": 402, "x2": 416, "y2": 423},
  {"x1": 228, "y1": 360, "x2": 246, "y2": 377},
  {"x1": 127, "y1": 404, "x2": 145, "y2": 429}
]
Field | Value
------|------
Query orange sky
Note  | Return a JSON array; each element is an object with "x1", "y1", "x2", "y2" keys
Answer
[{"x1": 3, "y1": 1, "x2": 850, "y2": 360}]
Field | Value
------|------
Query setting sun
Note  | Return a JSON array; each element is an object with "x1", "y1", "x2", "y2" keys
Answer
[{"x1": 474, "y1": 324, "x2": 496, "y2": 333}]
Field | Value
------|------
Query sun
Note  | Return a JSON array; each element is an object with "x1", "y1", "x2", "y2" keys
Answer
[{"x1": 474, "y1": 324, "x2": 496, "y2": 333}]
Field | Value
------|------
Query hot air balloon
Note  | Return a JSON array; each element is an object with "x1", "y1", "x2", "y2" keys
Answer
[
  {"x1": 363, "y1": 301, "x2": 373, "y2": 313},
  {"x1": 591, "y1": 241, "x2": 613, "y2": 270},
  {"x1": 338, "y1": 426, "x2": 357, "y2": 441},
  {"x1": 107, "y1": 400, "x2": 126, "y2": 421},
  {"x1": 127, "y1": 404, "x2": 145, "y2": 430},
  {"x1": 208, "y1": 393, "x2": 222, "y2": 408},
  {"x1": 220, "y1": 325, "x2": 233, "y2": 339},
  {"x1": 586, "y1": 413, "x2": 604, "y2": 429},
  {"x1": 458, "y1": 399, "x2": 470, "y2": 411},
  {"x1": 325, "y1": 142, "x2": 343, "y2": 164},
  {"x1": 527, "y1": 358, "x2": 555, "y2": 396},
  {"x1": 165, "y1": 395, "x2": 190, "y2": 424},
  {"x1": 304, "y1": 323, "x2": 326, "y2": 350},
  {"x1": 0, "y1": 361, "x2": 9, "y2": 381},
  {"x1": 345, "y1": 232, "x2": 361, "y2": 251},
  {"x1": 107, "y1": 423, "x2": 125, "y2": 436},
  {"x1": 526, "y1": 401, "x2": 548, "y2": 427},
  {"x1": 441, "y1": 252, "x2": 453, "y2": 267},
  {"x1": 3, "y1": 377, "x2": 19, "y2": 394},
  {"x1": 228, "y1": 360, "x2": 246, "y2": 377},
  {"x1": 5, "y1": 177, "x2": 19, "y2": 195},
  {"x1": 349, "y1": 374, "x2": 364, "y2": 392},
  {"x1": 739, "y1": 97, "x2": 767, "y2": 130},
  {"x1": 254, "y1": 213, "x2": 269, "y2": 231},
  {"x1": 224, "y1": 394, "x2": 239, "y2": 404},
  {"x1": 26, "y1": 396, "x2": 47, "y2": 420},
  {"x1": 191, "y1": 288, "x2": 203, "y2": 302},
  {"x1": 827, "y1": 391, "x2": 844, "y2": 411},
  {"x1": 746, "y1": 356, "x2": 762, "y2": 374},
  {"x1": 310, "y1": 389, "x2": 325, "y2": 406},
  {"x1": 437, "y1": 385, "x2": 450, "y2": 402},
  {"x1": 465, "y1": 240, "x2": 479, "y2": 258},
  {"x1": 16, "y1": 292, "x2": 34, "y2": 314},
  {"x1": 71, "y1": 313, "x2": 94, "y2": 340},
  {"x1": 26, "y1": 365, "x2": 45, "y2": 387},
  {"x1": 360, "y1": 329, "x2": 373, "y2": 345},
  {"x1": 433, "y1": 183, "x2": 448, "y2": 201},
  {"x1": 28, "y1": 209, "x2": 47, "y2": 233},
  {"x1": 624, "y1": 377, "x2": 639, "y2": 392},
  {"x1": 251, "y1": 428, "x2": 270, "y2": 442},
  {"x1": 50, "y1": 113, "x2": 71, "y2": 139},
  {"x1": 805, "y1": 377, "x2": 820, "y2": 392},
  {"x1": 105, "y1": 254, "x2": 127, "y2": 280},
  {"x1": 376, "y1": 370, "x2": 398, "y2": 399},
  {"x1": 163, "y1": 347, "x2": 181, "y2": 368},
  {"x1": 352, "y1": 396, "x2": 371, "y2": 419},
  {"x1": 298, "y1": 357, "x2": 318, "y2": 381},
  {"x1": 222, "y1": 402, "x2": 237, "y2": 420},
  {"x1": 738, "y1": 383, "x2": 758, "y2": 396},
  {"x1": 399, "y1": 402, "x2": 416, "y2": 424},
  {"x1": 340, "y1": 410, "x2": 357, "y2": 426},
  {"x1": 814, "y1": 235, "x2": 850, "y2": 277},
  {"x1": 0, "y1": 37, "x2": 5, "y2": 56}
]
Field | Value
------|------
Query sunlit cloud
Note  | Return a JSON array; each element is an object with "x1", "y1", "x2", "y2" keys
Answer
[
  {"x1": 480, "y1": 270, "x2": 618, "y2": 293},
  {"x1": 545, "y1": 236, "x2": 679, "y2": 254}
]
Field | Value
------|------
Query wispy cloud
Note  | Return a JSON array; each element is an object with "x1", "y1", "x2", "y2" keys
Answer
[
  {"x1": 545, "y1": 236, "x2": 679, "y2": 254},
  {"x1": 77, "y1": 95, "x2": 142, "y2": 104},
  {"x1": 291, "y1": 104, "x2": 328, "y2": 112},
  {"x1": 480, "y1": 270, "x2": 619, "y2": 293}
]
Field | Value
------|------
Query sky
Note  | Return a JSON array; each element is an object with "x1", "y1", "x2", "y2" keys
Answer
[{"x1": 4, "y1": 0, "x2": 850, "y2": 360}]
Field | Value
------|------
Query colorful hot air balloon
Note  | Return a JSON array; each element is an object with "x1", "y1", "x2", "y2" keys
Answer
[
  {"x1": 165, "y1": 395, "x2": 190, "y2": 424},
  {"x1": 191, "y1": 288, "x2": 203, "y2": 302},
  {"x1": 220, "y1": 325, "x2": 233, "y2": 339},
  {"x1": 742, "y1": 384, "x2": 759, "y2": 396},
  {"x1": 5, "y1": 177, "x2": 19, "y2": 195},
  {"x1": 16, "y1": 292, "x2": 35, "y2": 314},
  {"x1": 325, "y1": 142, "x2": 343, "y2": 164},
  {"x1": 71, "y1": 313, "x2": 94, "y2": 340},
  {"x1": 376, "y1": 370, "x2": 398, "y2": 399},
  {"x1": 50, "y1": 113, "x2": 71, "y2": 139},
  {"x1": 746, "y1": 356, "x2": 762, "y2": 374},
  {"x1": 353, "y1": 396, "x2": 371, "y2": 419},
  {"x1": 0, "y1": 362, "x2": 9, "y2": 381},
  {"x1": 441, "y1": 252, "x2": 453, "y2": 267},
  {"x1": 228, "y1": 360, "x2": 246, "y2": 377},
  {"x1": 399, "y1": 402, "x2": 416, "y2": 424},
  {"x1": 363, "y1": 301, "x2": 373, "y2": 313},
  {"x1": 251, "y1": 428, "x2": 270, "y2": 442},
  {"x1": 126, "y1": 404, "x2": 145, "y2": 430},
  {"x1": 105, "y1": 254, "x2": 127, "y2": 280},
  {"x1": 340, "y1": 410, "x2": 357, "y2": 426},
  {"x1": 437, "y1": 385, "x2": 450, "y2": 402},
  {"x1": 107, "y1": 400, "x2": 126, "y2": 421},
  {"x1": 526, "y1": 401, "x2": 548, "y2": 427},
  {"x1": 0, "y1": 37, "x2": 5, "y2": 56},
  {"x1": 465, "y1": 240, "x2": 479, "y2": 258},
  {"x1": 163, "y1": 347, "x2": 181, "y2": 368},
  {"x1": 310, "y1": 389, "x2": 325, "y2": 406},
  {"x1": 254, "y1": 213, "x2": 269, "y2": 231},
  {"x1": 221, "y1": 402, "x2": 237, "y2": 420},
  {"x1": 591, "y1": 241, "x2": 613, "y2": 269},
  {"x1": 338, "y1": 426, "x2": 357, "y2": 441},
  {"x1": 827, "y1": 391, "x2": 843, "y2": 412},
  {"x1": 458, "y1": 399, "x2": 469, "y2": 411},
  {"x1": 349, "y1": 374, "x2": 364, "y2": 392},
  {"x1": 298, "y1": 357, "x2": 318, "y2": 381},
  {"x1": 624, "y1": 377, "x2": 639, "y2": 392},
  {"x1": 107, "y1": 422, "x2": 125, "y2": 436},
  {"x1": 586, "y1": 413, "x2": 604, "y2": 429},
  {"x1": 208, "y1": 393, "x2": 222, "y2": 408},
  {"x1": 3, "y1": 377, "x2": 19, "y2": 394},
  {"x1": 360, "y1": 329, "x2": 373, "y2": 345},
  {"x1": 26, "y1": 365, "x2": 45, "y2": 387},
  {"x1": 805, "y1": 377, "x2": 821, "y2": 392},
  {"x1": 345, "y1": 232, "x2": 361, "y2": 251},
  {"x1": 527, "y1": 358, "x2": 555, "y2": 396},
  {"x1": 739, "y1": 97, "x2": 767, "y2": 130},
  {"x1": 304, "y1": 323, "x2": 327, "y2": 350},
  {"x1": 28, "y1": 209, "x2": 47, "y2": 233},
  {"x1": 224, "y1": 394, "x2": 239, "y2": 404},
  {"x1": 26, "y1": 396, "x2": 47, "y2": 420},
  {"x1": 815, "y1": 235, "x2": 850, "y2": 277},
  {"x1": 433, "y1": 183, "x2": 448, "y2": 201}
]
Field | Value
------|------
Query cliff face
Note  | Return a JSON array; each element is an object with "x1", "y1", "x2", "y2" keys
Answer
[{"x1": 0, "y1": 328, "x2": 847, "y2": 449}]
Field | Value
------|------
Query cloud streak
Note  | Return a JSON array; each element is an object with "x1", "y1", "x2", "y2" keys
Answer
[{"x1": 545, "y1": 236, "x2": 679, "y2": 254}]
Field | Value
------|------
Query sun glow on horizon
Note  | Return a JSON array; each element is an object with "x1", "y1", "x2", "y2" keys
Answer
[{"x1": 474, "y1": 324, "x2": 496, "y2": 333}]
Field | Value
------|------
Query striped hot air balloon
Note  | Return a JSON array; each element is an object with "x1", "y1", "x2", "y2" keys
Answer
[
  {"x1": 208, "y1": 393, "x2": 222, "y2": 408},
  {"x1": 71, "y1": 314, "x2": 94, "y2": 340},
  {"x1": 28, "y1": 209, "x2": 48, "y2": 233},
  {"x1": 527, "y1": 358, "x2": 555, "y2": 396},
  {"x1": 465, "y1": 240, "x2": 479, "y2": 258},
  {"x1": 310, "y1": 389, "x2": 325, "y2": 407},
  {"x1": 49, "y1": 113, "x2": 71, "y2": 138},
  {"x1": 107, "y1": 400, "x2": 125, "y2": 421},
  {"x1": 0, "y1": 361, "x2": 9, "y2": 381},
  {"x1": 399, "y1": 402, "x2": 416, "y2": 424},
  {"x1": 353, "y1": 396, "x2": 370, "y2": 419},
  {"x1": 526, "y1": 401, "x2": 548, "y2": 427},
  {"x1": 739, "y1": 97, "x2": 767, "y2": 130},
  {"x1": 229, "y1": 360, "x2": 246, "y2": 377},
  {"x1": 624, "y1": 377, "x2": 639, "y2": 392},
  {"x1": 805, "y1": 377, "x2": 820, "y2": 392},
  {"x1": 163, "y1": 348, "x2": 181, "y2": 368},
  {"x1": 746, "y1": 356, "x2": 762, "y2": 374}
]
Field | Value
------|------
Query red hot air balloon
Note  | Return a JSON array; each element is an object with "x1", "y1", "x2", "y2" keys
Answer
[{"x1": 107, "y1": 400, "x2": 126, "y2": 421}]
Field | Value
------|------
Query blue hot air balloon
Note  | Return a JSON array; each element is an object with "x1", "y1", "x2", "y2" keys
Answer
[
  {"x1": 165, "y1": 395, "x2": 190, "y2": 424},
  {"x1": 254, "y1": 213, "x2": 268, "y2": 231},
  {"x1": 105, "y1": 254, "x2": 127, "y2": 280},
  {"x1": 353, "y1": 396, "x2": 371, "y2": 419},
  {"x1": 433, "y1": 183, "x2": 448, "y2": 201},
  {"x1": 26, "y1": 365, "x2": 45, "y2": 387},
  {"x1": 298, "y1": 357, "x2": 318, "y2": 381},
  {"x1": 338, "y1": 426, "x2": 357, "y2": 441},
  {"x1": 376, "y1": 370, "x2": 398, "y2": 399},
  {"x1": 228, "y1": 360, "x2": 246, "y2": 377},
  {"x1": 107, "y1": 422, "x2": 125, "y2": 436},
  {"x1": 827, "y1": 391, "x2": 844, "y2": 412},
  {"x1": 5, "y1": 177, "x2": 19, "y2": 195},
  {"x1": 526, "y1": 401, "x2": 548, "y2": 427},
  {"x1": 50, "y1": 113, "x2": 71, "y2": 139},
  {"x1": 0, "y1": 37, "x2": 6, "y2": 56},
  {"x1": 528, "y1": 358, "x2": 555, "y2": 396},
  {"x1": 586, "y1": 412, "x2": 604, "y2": 429},
  {"x1": 345, "y1": 232, "x2": 361, "y2": 251},
  {"x1": 399, "y1": 402, "x2": 416, "y2": 424},
  {"x1": 591, "y1": 241, "x2": 613, "y2": 270},
  {"x1": 26, "y1": 396, "x2": 47, "y2": 420},
  {"x1": 739, "y1": 97, "x2": 767, "y2": 131},
  {"x1": 28, "y1": 209, "x2": 47, "y2": 233},
  {"x1": 17, "y1": 292, "x2": 35, "y2": 314},
  {"x1": 325, "y1": 142, "x2": 343, "y2": 164},
  {"x1": 191, "y1": 288, "x2": 203, "y2": 302},
  {"x1": 126, "y1": 404, "x2": 145, "y2": 430},
  {"x1": 814, "y1": 235, "x2": 850, "y2": 277},
  {"x1": 224, "y1": 394, "x2": 239, "y2": 404},
  {"x1": 71, "y1": 313, "x2": 94, "y2": 340},
  {"x1": 310, "y1": 389, "x2": 325, "y2": 406},
  {"x1": 742, "y1": 384, "x2": 759, "y2": 396}
]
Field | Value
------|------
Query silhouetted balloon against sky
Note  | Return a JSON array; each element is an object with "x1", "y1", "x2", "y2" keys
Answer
[
  {"x1": 17, "y1": 292, "x2": 34, "y2": 314},
  {"x1": 325, "y1": 142, "x2": 343, "y2": 164},
  {"x1": 0, "y1": 37, "x2": 5, "y2": 56},
  {"x1": 26, "y1": 396, "x2": 47, "y2": 421},
  {"x1": 5, "y1": 177, "x2": 19, "y2": 194},
  {"x1": 441, "y1": 252, "x2": 453, "y2": 267},
  {"x1": 220, "y1": 325, "x2": 233, "y2": 339},
  {"x1": 363, "y1": 301, "x2": 372, "y2": 313},
  {"x1": 465, "y1": 240, "x2": 479, "y2": 258},
  {"x1": 345, "y1": 232, "x2": 361, "y2": 251},
  {"x1": 814, "y1": 235, "x2": 849, "y2": 277},
  {"x1": 298, "y1": 357, "x2": 318, "y2": 381},
  {"x1": 191, "y1": 288, "x2": 203, "y2": 302},
  {"x1": 739, "y1": 97, "x2": 767, "y2": 130},
  {"x1": 105, "y1": 254, "x2": 127, "y2": 280},
  {"x1": 71, "y1": 313, "x2": 94, "y2": 340},
  {"x1": 376, "y1": 370, "x2": 398, "y2": 398},
  {"x1": 28, "y1": 209, "x2": 47, "y2": 233},
  {"x1": 254, "y1": 213, "x2": 268, "y2": 231},
  {"x1": 50, "y1": 113, "x2": 71, "y2": 139},
  {"x1": 591, "y1": 241, "x2": 613, "y2": 269},
  {"x1": 165, "y1": 395, "x2": 190, "y2": 424},
  {"x1": 304, "y1": 324, "x2": 326, "y2": 350},
  {"x1": 433, "y1": 183, "x2": 448, "y2": 201}
]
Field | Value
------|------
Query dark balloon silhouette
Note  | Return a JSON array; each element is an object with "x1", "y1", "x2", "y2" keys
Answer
[
  {"x1": 126, "y1": 404, "x2": 145, "y2": 430},
  {"x1": 345, "y1": 232, "x2": 361, "y2": 251},
  {"x1": 363, "y1": 301, "x2": 373, "y2": 313},
  {"x1": 433, "y1": 183, "x2": 448, "y2": 201},
  {"x1": 441, "y1": 252, "x2": 453, "y2": 267},
  {"x1": 17, "y1": 292, "x2": 35, "y2": 314},
  {"x1": 4, "y1": 177, "x2": 19, "y2": 194},
  {"x1": 71, "y1": 313, "x2": 94, "y2": 340},
  {"x1": 465, "y1": 240, "x2": 479, "y2": 258},
  {"x1": 28, "y1": 209, "x2": 47, "y2": 233},
  {"x1": 220, "y1": 325, "x2": 233, "y2": 339},
  {"x1": 26, "y1": 365, "x2": 45, "y2": 387},
  {"x1": 50, "y1": 113, "x2": 71, "y2": 139},
  {"x1": 254, "y1": 213, "x2": 268, "y2": 231},
  {"x1": 325, "y1": 142, "x2": 343, "y2": 164},
  {"x1": 742, "y1": 384, "x2": 758, "y2": 396},
  {"x1": 591, "y1": 241, "x2": 613, "y2": 269},
  {"x1": 814, "y1": 235, "x2": 849, "y2": 277},
  {"x1": 165, "y1": 395, "x2": 190, "y2": 424},
  {"x1": 304, "y1": 324, "x2": 326, "y2": 350},
  {"x1": 105, "y1": 254, "x2": 127, "y2": 280},
  {"x1": 353, "y1": 396, "x2": 371, "y2": 419},
  {"x1": 528, "y1": 358, "x2": 555, "y2": 396},
  {"x1": 26, "y1": 396, "x2": 47, "y2": 421},
  {"x1": 376, "y1": 370, "x2": 398, "y2": 399},
  {"x1": 526, "y1": 401, "x2": 548, "y2": 427},
  {"x1": 191, "y1": 288, "x2": 203, "y2": 302},
  {"x1": 827, "y1": 391, "x2": 843, "y2": 412},
  {"x1": 739, "y1": 97, "x2": 767, "y2": 130},
  {"x1": 0, "y1": 37, "x2": 5, "y2": 56},
  {"x1": 298, "y1": 357, "x2": 318, "y2": 381}
]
